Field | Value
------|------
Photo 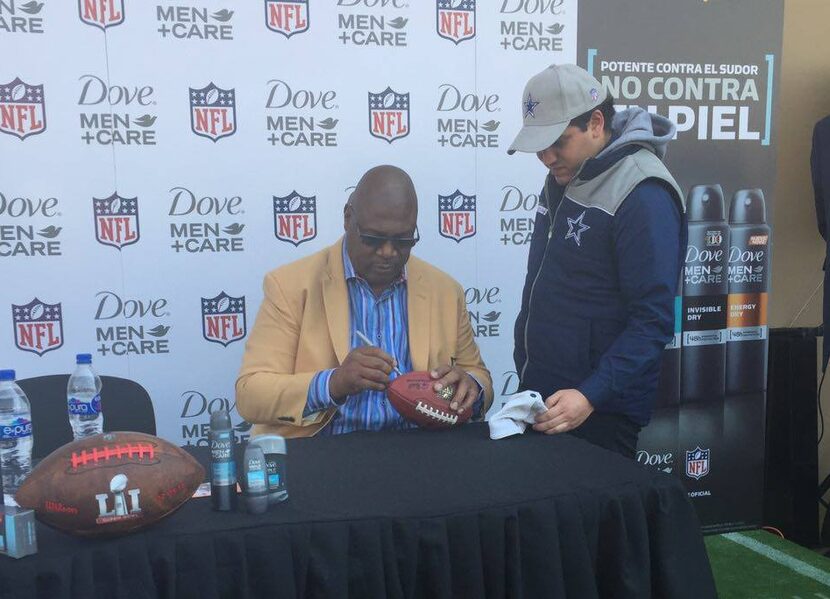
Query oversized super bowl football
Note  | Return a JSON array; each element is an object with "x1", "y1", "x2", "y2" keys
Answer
[
  {"x1": 16, "y1": 431, "x2": 204, "y2": 538},
  {"x1": 387, "y1": 371, "x2": 472, "y2": 429}
]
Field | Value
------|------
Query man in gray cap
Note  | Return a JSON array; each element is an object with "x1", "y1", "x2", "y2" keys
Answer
[{"x1": 508, "y1": 64, "x2": 687, "y2": 457}]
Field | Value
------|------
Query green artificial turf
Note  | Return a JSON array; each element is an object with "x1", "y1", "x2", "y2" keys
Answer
[{"x1": 705, "y1": 530, "x2": 830, "y2": 598}]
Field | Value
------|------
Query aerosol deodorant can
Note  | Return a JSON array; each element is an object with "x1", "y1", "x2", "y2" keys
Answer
[
  {"x1": 681, "y1": 185, "x2": 729, "y2": 402},
  {"x1": 726, "y1": 189, "x2": 771, "y2": 394}
]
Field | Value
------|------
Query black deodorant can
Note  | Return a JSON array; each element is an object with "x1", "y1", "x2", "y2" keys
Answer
[
  {"x1": 726, "y1": 189, "x2": 771, "y2": 394},
  {"x1": 681, "y1": 184, "x2": 729, "y2": 402}
]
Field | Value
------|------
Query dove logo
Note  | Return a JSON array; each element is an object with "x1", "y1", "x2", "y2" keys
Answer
[
  {"x1": 337, "y1": 0, "x2": 409, "y2": 47},
  {"x1": 201, "y1": 292, "x2": 246, "y2": 347},
  {"x1": 498, "y1": 185, "x2": 538, "y2": 246},
  {"x1": 78, "y1": 75, "x2": 157, "y2": 146},
  {"x1": 265, "y1": 0, "x2": 308, "y2": 37},
  {"x1": 78, "y1": 0, "x2": 124, "y2": 30},
  {"x1": 0, "y1": 78, "x2": 45, "y2": 140},
  {"x1": 12, "y1": 298, "x2": 63, "y2": 356},
  {"x1": 498, "y1": 0, "x2": 565, "y2": 51},
  {"x1": 167, "y1": 186, "x2": 245, "y2": 254},
  {"x1": 436, "y1": 0, "x2": 474, "y2": 44},
  {"x1": 465, "y1": 285, "x2": 501, "y2": 338},
  {"x1": 265, "y1": 80, "x2": 339, "y2": 148},
  {"x1": 438, "y1": 191, "x2": 476, "y2": 243},
  {"x1": 435, "y1": 84, "x2": 500, "y2": 149},
  {"x1": 179, "y1": 390, "x2": 252, "y2": 447},
  {"x1": 273, "y1": 193, "x2": 317, "y2": 246},
  {"x1": 0, "y1": 0, "x2": 46, "y2": 35},
  {"x1": 189, "y1": 83, "x2": 236, "y2": 142},
  {"x1": 93, "y1": 193, "x2": 140, "y2": 250},
  {"x1": 93, "y1": 291, "x2": 171, "y2": 357},
  {"x1": 0, "y1": 193, "x2": 62, "y2": 257},
  {"x1": 156, "y1": 5, "x2": 234, "y2": 40}
]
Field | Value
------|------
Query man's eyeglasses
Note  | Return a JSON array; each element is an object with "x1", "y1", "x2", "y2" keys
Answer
[{"x1": 356, "y1": 223, "x2": 420, "y2": 250}]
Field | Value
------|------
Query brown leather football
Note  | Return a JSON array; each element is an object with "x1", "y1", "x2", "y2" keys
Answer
[
  {"x1": 387, "y1": 371, "x2": 472, "y2": 429},
  {"x1": 15, "y1": 431, "x2": 204, "y2": 537}
]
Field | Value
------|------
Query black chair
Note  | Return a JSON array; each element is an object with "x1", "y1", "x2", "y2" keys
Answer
[{"x1": 17, "y1": 375, "x2": 156, "y2": 459}]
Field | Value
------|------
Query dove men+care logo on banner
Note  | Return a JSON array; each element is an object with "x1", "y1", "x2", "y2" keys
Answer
[
  {"x1": 265, "y1": 79, "x2": 339, "y2": 148},
  {"x1": 0, "y1": 0, "x2": 46, "y2": 34},
  {"x1": 78, "y1": 75, "x2": 157, "y2": 146},
  {"x1": 93, "y1": 291, "x2": 172, "y2": 357},
  {"x1": 435, "y1": 83, "x2": 500, "y2": 149},
  {"x1": 0, "y1": 192, "x2": 62, "y2": 258},
  {"x1": 167, "y1": 186, "x2": 245, "y2": 254},
  {"x1": 156, "y1": 4, "x2": 234, "y2": 41},
  {"x1": 498, "y1": 0, "x2": 566, "y2": 52},
  {"x1": 179, "y1": 390, "x2": 251, "y2": 447},
  {"x1": 465, "y1": 285, "x2": 502, "y2": 339},
  {"x1": 336, "y1": 0, "x2": 409, "y2": 47},
  {"x1": 498, "y1": 184, "x2": 539, "y2": 246}
]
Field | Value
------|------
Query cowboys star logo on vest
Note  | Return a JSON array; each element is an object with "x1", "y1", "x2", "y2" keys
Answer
[
  {"x1": 273, "y1": 192, "x2": 316, "y2": 246},
  {"x1": 0, "y1": 78, "x2": 46, "y2": 140},
  {"x1": 189, "y1": 83, "x2": 236, "y2": 142},
  {"x1": 439, "y1": 191, "x2": 476, "y2": 242},
  {"x1": 94, "y1": 193, "x2": 140, "y2": 250},
  {"x1": 436, "y1": 0, "x2": 475, "y2": 44},
  {"x1": 685, "y1": 446, "x2": 710, "y2": 480},
  {"x1": 368, "y1": 88, "x2": 409, "y2": 143},
  {"x1": 265, "y1": 0, "x2": 308, "y2": 37},
  {"x1": 78, "y1": 0, "x2": 124, "y2": 30},
  {"x1": 12, "y1": 298, "x2": 64, "y2": 356},
  {"x1": 201, "y1": 292, "x2": 246, "y2": 346}
]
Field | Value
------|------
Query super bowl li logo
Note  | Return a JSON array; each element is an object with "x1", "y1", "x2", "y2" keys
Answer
[
  {"x1": 12, "y1": 298, "x2": 63, "y2": 356},
  {"x1": 189, "y1": 83, "x2": 236, "y2": 142},
  {"x1": 94, "y1": 193, "x2": 139, "y2": 249},
  {"x1": 201, "y1": 292, "x2": 246, "y2": 346},
  {"x1": 439, "y1": 191, "x2": 476, "y2": 242},
  {"x1": 436, "y1": 0, "x2": 475, "y2": 44},
  {"x1": 368, "y1": 88, "x2": 409, "y2": 143},
  {"x1": 78, "y1": 0, "x2": 124, "y2": 29},
  {"x1": 273, "y1": 192, "x2": 316, "y2": 246},
  {"x1": 0, "y1": 78, "x2": 45, "y2": 140},
  {"x1": 265, "y1": 0, "x2": 308, "y2": 37}
]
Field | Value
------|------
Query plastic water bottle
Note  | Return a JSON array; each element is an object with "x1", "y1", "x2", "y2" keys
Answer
[
  {"x1": 0, "y1": 370, "x2": 33, "y2": 496},
  {"x1": 67, "y1": 354, "x2": 103, "y2": 439}
]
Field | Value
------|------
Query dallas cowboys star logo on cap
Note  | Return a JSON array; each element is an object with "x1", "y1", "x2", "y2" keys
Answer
[{"x1": 523, "y1": 93, "x2": 540, "y2": 119}]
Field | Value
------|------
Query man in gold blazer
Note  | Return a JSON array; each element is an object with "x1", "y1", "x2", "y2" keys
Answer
[{"x1": 236, "y1": 165, "x2": 493, "y2": 437}]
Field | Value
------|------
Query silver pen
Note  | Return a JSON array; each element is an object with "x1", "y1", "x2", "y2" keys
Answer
[{"x1": 355, "y1": 330, "x2": 403, "y2": 376}]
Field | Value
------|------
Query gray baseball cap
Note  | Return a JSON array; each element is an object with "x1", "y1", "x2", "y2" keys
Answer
[{"x1": 507, "y1": 64, "x2": 604, "y2": 155}]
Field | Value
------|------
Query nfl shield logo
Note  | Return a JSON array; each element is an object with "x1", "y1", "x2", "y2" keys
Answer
[
  {"x1": 78, "y1": 0, "x2": 125, "y2": 30},
  {"x1": 190, "y1": 83, "x2": 236, "y2": 142},
  {"x1": 368, "y1": 88, "x2": 410, "y2": 143},
  {"x1": 439, "y1": 191, "x2": 476, "y2": 243},
  {"x1": 265, "y1": 0, "x2": 309, "y2": 37},
  {"x1": 0, "y1": 78, "x2": 46, "y2": 141},
  {"x1": 12, "y1": 298, "x2": 64, "y2": 356},
  {"x1": 685, "y1": 446, "x2": 710, "y2": 480},
  {"x1": 274, "y1": 193, "x2": 317, "y2": 246},
  {"x1": 202, "y1": 292, "x2": 247, "y2": 347},
  {"x1": 94, "y1": 193, "x2": 140, "y2": 250},
  {"x1": 437, "y1": 0, "x2": 475, "y2": 44}
]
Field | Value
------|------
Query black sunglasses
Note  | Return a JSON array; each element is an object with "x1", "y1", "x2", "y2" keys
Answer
[{"x1": 356, "y1": 223, "x2": 420, "y2": 250}]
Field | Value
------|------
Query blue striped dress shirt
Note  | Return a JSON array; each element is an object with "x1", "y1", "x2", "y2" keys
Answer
[{"x1": 304, "y1": 243, "x2": 417, "y2": 435}]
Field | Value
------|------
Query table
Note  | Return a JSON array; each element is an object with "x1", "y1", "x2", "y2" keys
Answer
[{"x1": 0, "y1": 423, "x2": 716, "y2": 598}]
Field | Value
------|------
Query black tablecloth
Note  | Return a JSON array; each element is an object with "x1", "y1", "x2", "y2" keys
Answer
[{"x1": 0, "y1": 423, "x2": 716, "y2": 598}]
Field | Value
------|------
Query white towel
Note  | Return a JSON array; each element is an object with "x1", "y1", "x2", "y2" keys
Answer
[{"x1": 487, "y1": 390, "x2": 547, "y2": 440}]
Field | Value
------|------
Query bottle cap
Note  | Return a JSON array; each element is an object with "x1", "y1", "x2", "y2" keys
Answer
[
  {"x1": 210, "y1": 408, "x2": 232, "y2": 431},
  {"x1": 729, "y1": 189, "x2": 767, "y2": 225},
  {"x1": 0, "y1": 370, "x2": 15, "y2": 382},
  {"x1": 76, "y1": 354, "x2": 92, "y2": 365},
  {"x1": 686, "y1": 184, "x2": 725, "y2": 223},
  {"x1": 249, "y1": 434, "x2": 287, "y2": 455}
]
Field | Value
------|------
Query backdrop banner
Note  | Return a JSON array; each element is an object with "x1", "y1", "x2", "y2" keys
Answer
[{"x1": 1, "y1": 0, "x2": 782, "y2": 531}]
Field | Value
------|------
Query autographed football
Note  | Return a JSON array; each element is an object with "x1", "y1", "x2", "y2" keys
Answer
[
  {"x1": 387, "y1": 371, "x2": 472, "y2": 429},
  {"x1": 16, "y1": 431, "x2": 204, "y2": 537}
]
